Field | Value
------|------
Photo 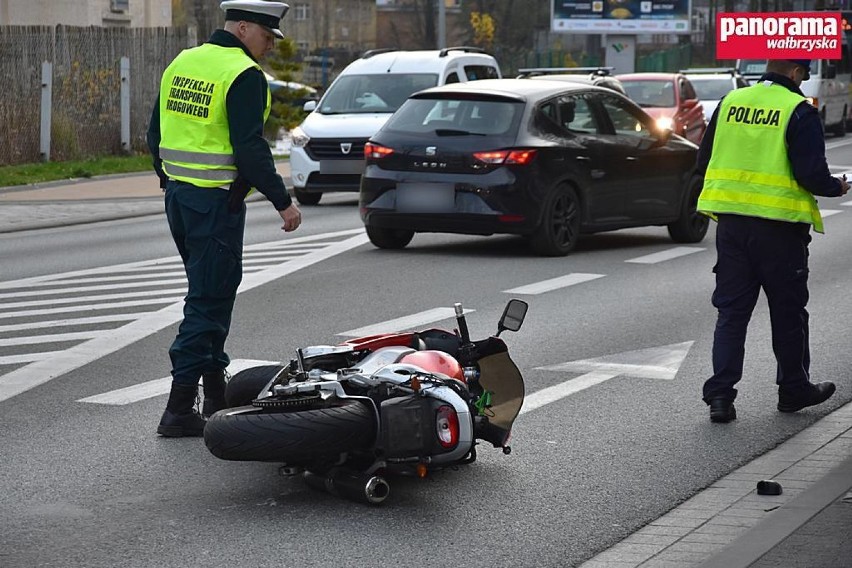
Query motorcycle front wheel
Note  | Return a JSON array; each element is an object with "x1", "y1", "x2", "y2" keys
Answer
[{"x1": 204, "y1": 399, "x2": 376, "y2": 464}]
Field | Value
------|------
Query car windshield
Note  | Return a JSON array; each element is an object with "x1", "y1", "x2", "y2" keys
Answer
[
  {"x1": 318, "y1": 73, "x2": 438, "y2": 114},
  {"x1": 384, "y1": 97, "x2": 523, "y2": 136},
  {"x1": 688, "y1": 78, "x2": 736, "y2": 100},
  {"x1": 739, "y1": 59, "x2": 766, "y2": 75},
  {"x1": 621, "y1": 80, "x2": 675, "y2": 108}
]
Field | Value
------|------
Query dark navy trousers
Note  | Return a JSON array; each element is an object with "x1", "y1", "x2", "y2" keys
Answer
[
  {"x1": 703, "y1": 214, "x2": 812, "y2": 403},
  {"x1": 165, "y1": 181, "x2": 246, "y2": 387}
]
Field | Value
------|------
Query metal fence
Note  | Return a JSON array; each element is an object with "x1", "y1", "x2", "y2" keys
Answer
[{"x1": 0, "y1": 25, "x2": 190, "y2": 166}]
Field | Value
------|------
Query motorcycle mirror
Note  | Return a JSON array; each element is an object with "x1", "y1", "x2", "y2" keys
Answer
[{"x1": 497, "y1": 299, "x2": 528, "y2": 336}]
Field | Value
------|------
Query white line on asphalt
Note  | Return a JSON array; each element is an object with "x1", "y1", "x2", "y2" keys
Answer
[
  {"x1": 0, "y1": 351, "x2": 62, "y2": 365},
  {"x1": 520, "y1": 371, "x2": 615, "y2": 415},
  {"x1": 243, "y1": 256, "x2": 303, "y2": 265},
  {"x1": 0, "y1": 278, "x2": 188, "y2": 299},
  {"x1": 0, "y1": 271, "x2": 188, "y2": 288},
  {"x1": 0, "y1": 288, "x2": 187, "y2": 310},
  {"x1": 78, "y1": 359, "x2": 279, "y2": 405},
  {"x1": 0, "y1": 314, "x2": 140, "y2": 333},
  {"x1": 338, "y1": 307, "x2": 474, "y2": 337},
  {"x1": 0, "y1": 297, "x2": 184, "y2": 320},
  {"x1": 0, "y1": 330, "x2": 103, "y2": 347},
  {"x1": 502, "y1": 273, "x2": 605, "y2": 295},
  {"x1": 820, "y1": 209, "x2": 844, "y2": 218},
  {"x1": 625, "y1": 246, "x2": 705, "y2": 264},
  {"x1": 826, "y1": 138, "x2": 852, "y2": 150},
  {"x1": 0, "y1": 230, "x2": 369, "y2": 403}
]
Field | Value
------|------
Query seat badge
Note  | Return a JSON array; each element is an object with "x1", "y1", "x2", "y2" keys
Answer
[
  {"x1": 425, "y1": 146, "x2": 437, "y2": 156},
  {"x1": 340, "y1": 142, "x2": 352, "y2": 155}
]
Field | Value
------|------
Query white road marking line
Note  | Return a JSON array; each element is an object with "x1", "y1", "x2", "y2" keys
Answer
[
  {"x1": 0, "y1": 278, "x2": 188, "y2": 299},
  {"x1": 625, "y1": 246, "x2": 705, "y2": 264},
  {"x1": 502, "y1": 273, "x2": 605, "y2": 295},
  {"x1": 522, "y1": 342, "x2": 694, "y2": 415},
  {"x1": 78, "y1": 359, "x2": 279, "y2": 405},
  {"x1": 0, "y1": 351, "x2": 62, "y2": 365},
  {"x1": 0, "y1": 231, "x2": 369, "y2": 403},
  {"x1": 520, "y1": 371, "x2": 615, "y2": 414},
  {"x1": 820, "y1": 209, "x2": 844, "y2": 218},
  {"x1": 338, "y1": 307, "x2": 474, "y2": 337},
  {"x1": 0, "y1": 331, "x2": 103, "y2": 347},
  {"x1": 0, "y1": 288, "x2": 186, "y2": 310},
  {"x1": 242, "y1": 257, "x2": 302, "y2": 265},
  {"x1": 826, "y1": 138, "x2": 852, "y2": 149},
  {"x1": 0, "y1": 297, "x2": 184, "y2": 320},
  {"x1": 0, "y1": 271, "x2": 188, "y2": 288},
  {"x1": 0, "y1": 314, "x2": 140, "y2": 333}
]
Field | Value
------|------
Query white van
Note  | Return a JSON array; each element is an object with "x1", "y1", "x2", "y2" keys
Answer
[
  {"x1": 288, "y1": 47, "x2": 501, "y2": 205},
  {"x1": 736, "y1": 52, "x2": 851, "y2": 137}
]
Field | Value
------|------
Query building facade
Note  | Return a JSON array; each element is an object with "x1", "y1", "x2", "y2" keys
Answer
[{"x1": 0, "y1": 0, "x2": 171, "y2": 27}]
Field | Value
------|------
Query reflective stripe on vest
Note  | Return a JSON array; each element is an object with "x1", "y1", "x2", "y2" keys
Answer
[
  {"x1": 158, "y1": 43, "x2": 270, "y2": 188},
  {"x1": 697, "y1": 81, "x2": 824, "y2": 233}
]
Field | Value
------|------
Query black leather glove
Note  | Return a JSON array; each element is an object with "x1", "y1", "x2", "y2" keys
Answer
[{"x1": 228, "y1": 176, "x2": 251, "y2": 213}]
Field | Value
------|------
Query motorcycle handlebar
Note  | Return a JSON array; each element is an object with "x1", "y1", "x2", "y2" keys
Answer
[{"x1": 453, "y1": 303, "x2": 471, "y2": 345}]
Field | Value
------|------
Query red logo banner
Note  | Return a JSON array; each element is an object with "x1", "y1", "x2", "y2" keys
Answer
[{"x1": 716, "y1": 12, "x2": 842, "y2": 59}]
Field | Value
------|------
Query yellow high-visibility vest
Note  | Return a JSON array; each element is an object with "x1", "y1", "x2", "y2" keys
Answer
[
  {"x1": 158, "y1": 43, "x2": 270, "y2": 188},
  {"x1": 697, "y1": 81, "x2": 823, "y2": 233}
]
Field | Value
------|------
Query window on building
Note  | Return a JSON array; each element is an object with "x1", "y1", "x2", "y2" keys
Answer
[
  {"x1": 111, "y1": 0, "x2": 129, "y2": 12},
  {"x1": 294, "y1": 3, "x2": 310, "y2": 21}
]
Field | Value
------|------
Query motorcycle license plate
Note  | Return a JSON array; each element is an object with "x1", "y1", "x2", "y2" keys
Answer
[{"x1": 396, "y1": 183, "x2": 455, "y2": 213}]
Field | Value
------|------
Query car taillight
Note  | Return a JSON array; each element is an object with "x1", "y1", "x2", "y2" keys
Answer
[
  {"x1": 365, "y1": 142, "x2": 394, "y2": 159},
  {"x1": 473, "y1": 149, "x2": 537, "y2": 165},
  {"x1": 436, "y1": 405, "x2": 459, "y2": 448}
]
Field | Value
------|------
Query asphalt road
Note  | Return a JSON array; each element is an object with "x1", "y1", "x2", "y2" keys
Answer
[{"x1": 1, "y1": 140, "x2": 851, "y2": 567}]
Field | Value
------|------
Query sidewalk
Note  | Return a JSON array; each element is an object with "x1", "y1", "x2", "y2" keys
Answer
[
  {"x1": 0, "y1": 170, "x2": 850, "y2": 567},
  {"x1": 0, "y1": 161, "x2": 291, "y2": 233}
]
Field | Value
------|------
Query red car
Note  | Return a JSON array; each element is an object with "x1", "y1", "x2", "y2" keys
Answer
[{"x1": 616, "y1": 72, "x2": 707, "y2": 144}]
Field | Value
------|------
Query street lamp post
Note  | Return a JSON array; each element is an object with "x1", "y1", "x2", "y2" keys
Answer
[{"x1": 438, "y1": 0, "x2": 446, "y2": 49}]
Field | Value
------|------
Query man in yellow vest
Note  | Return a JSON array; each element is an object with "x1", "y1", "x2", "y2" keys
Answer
[
  {"x1": 147, "y1": 0, "x2": 302, "y2": 437},
  {"x1": 696, "y1": 59, "x2": 849, "y2": 423}
]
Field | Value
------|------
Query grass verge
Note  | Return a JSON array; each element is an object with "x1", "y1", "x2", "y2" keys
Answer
[
  {"x1": 0, "y1": 153, "x2": 289, "y2": 188},
  {"x1": 0, "y1": 155, "x2": 153, "y2": 188}
]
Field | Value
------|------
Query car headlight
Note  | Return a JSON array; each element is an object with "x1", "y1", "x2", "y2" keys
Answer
[
  {"x1": 655, "y1": 117, "x2": 674, "y2": 131},
  {"x1": 290, "y1": 126, "x2": 310, "y2": 148}
]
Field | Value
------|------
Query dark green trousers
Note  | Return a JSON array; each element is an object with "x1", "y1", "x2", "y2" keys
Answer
[{"x1": 165, "y1": 180, "x2": 246, "y2": 386}]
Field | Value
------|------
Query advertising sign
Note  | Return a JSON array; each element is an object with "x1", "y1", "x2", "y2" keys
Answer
[
  {"x1": 716, "y1": 12, "x2": 842, "y2": 60},
  {"x1": 552, "y1": 0, "x2": 691, "y2": 34}
]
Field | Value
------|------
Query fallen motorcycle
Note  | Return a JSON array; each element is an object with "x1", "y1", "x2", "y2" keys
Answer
[{"x1": 203, "y1": 299, "x2": 528, "y2": 505}]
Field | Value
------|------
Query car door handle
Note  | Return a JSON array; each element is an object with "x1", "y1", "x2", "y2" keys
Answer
[
  {"x1": 576, "y1": 155, "x2": 591, "y2": 161},
  {"x1": 626, "y1": 156, "x2": 638, "y2": 161},
  {"x1": 591, "y1": 169, "x2": 606, "y2": 179}
]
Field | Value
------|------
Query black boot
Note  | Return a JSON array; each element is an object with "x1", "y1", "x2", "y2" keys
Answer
[
  {"x1": 157, "y1": 384, "x2": 206, "y2": 437},
  {"x1": 202, "y1": 369, "x2": 228, "y2": 418}
]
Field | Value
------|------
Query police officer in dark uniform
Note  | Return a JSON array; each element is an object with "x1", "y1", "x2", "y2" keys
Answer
[
  {"x1": 147, "y1": 0, "x2": 302, "y2": 437},
  {"x1": 696, "y1": 59, "x2": 849, "y2": 423}
]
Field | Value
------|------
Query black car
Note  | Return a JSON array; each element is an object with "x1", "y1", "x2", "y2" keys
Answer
[{"x1": 359, "y1": 79, "x2": 708, "y2": 256}]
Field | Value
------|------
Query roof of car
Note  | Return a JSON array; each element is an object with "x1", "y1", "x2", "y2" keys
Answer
[
  {"x1": 412, "y1": 78, "x2": 596, "y2": 101},
  {"x1": 616, "y1": 72, "x2": 684, "y2": 81},
  {"x1": 341, "y1": 48, "x2": 498, "y2": 75}
]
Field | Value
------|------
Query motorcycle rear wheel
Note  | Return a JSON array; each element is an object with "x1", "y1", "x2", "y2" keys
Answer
[{"x1": 204, "y1": 399, "x2": 376, "y2": 464}]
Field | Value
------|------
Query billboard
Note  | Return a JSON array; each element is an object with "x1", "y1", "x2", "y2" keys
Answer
[{"x1": 552, "y1": 0, "x2": 691, "y2": 34}]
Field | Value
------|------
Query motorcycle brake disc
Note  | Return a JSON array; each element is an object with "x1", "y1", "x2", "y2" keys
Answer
[{"x1": 251, "y1": 393, "x2": 322, "y2": 409}]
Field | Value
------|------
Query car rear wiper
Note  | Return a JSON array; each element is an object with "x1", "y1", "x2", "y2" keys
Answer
[{"x1": 434, "y1": 129, "x2": 486, "y2": 136}]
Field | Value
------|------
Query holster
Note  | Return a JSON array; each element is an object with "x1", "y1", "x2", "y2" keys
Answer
[{"x1": 228, "y1": 176, "x2": 251, "y2": 213}]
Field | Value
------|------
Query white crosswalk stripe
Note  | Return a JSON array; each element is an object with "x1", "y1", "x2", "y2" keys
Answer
[{"x1": 0, "y1": 229, "x2": 369, "y2": 403}]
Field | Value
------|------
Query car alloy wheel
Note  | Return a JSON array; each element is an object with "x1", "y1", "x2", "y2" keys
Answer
[{"x1": 530, "y1": 184, "x2": 580, "y2": 256}]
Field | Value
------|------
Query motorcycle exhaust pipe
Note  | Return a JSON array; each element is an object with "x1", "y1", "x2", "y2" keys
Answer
[{"x1": 304, "y1": 469, "x2": 390, "y2": 505}]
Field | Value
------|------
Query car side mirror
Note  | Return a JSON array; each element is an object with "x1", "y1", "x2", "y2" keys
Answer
[
  {"x1": 824, "y1": 64, "x2": 836, "y2": 79},
  {"x1": 643, "y1": 127, "x2": 672, "y2": 150},
  {"x1": 497, "y1": 299, "x2": 528, "y2": 336},
  {"x1": 682, "y1": 98, "x2": 698, "y2": 109},
  {"x1": 303, "y1": 100, "x2": 317, "y2": 112}
]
